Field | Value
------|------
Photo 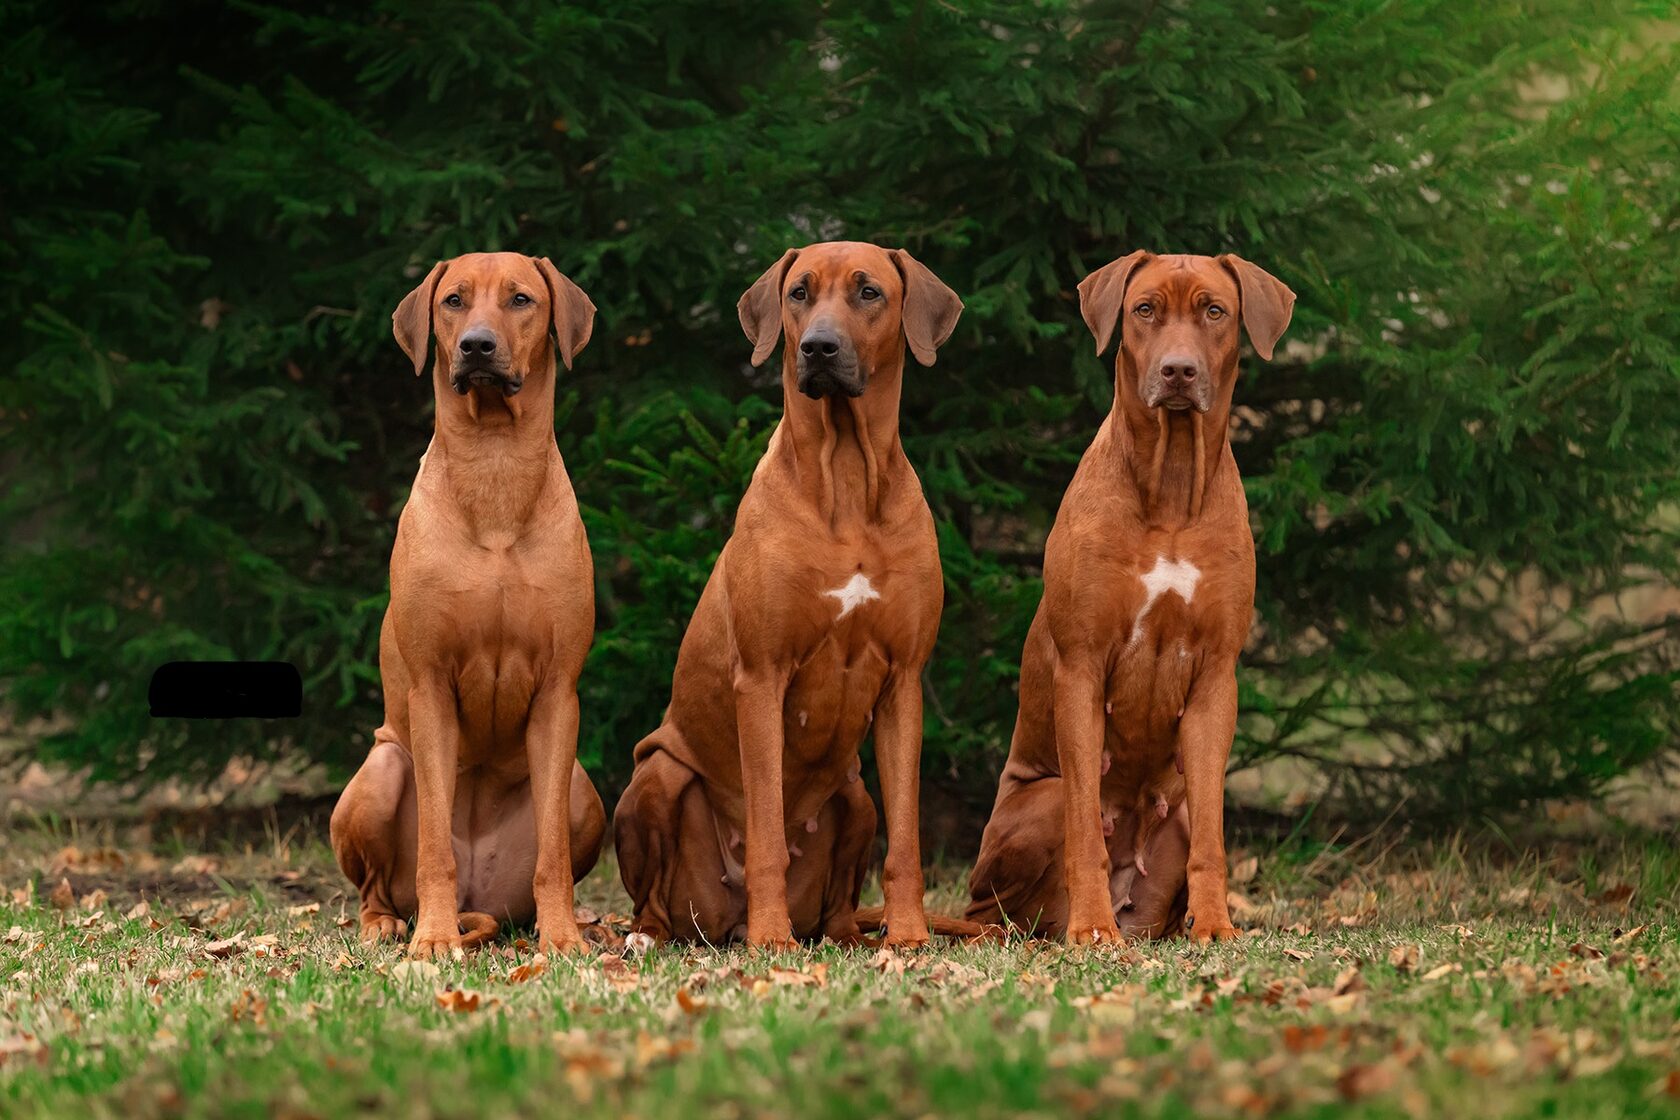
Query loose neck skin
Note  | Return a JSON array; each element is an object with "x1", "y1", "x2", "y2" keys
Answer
[
  {"x1": 774, "y1": 350, "x2": 907, "y2": 528},
  {"x1": 1112, "y1": 351, "x2": 1236, "y2": 529},
  {"x1": 426, "y1": 344, "x2": 561, "y2": 543}
]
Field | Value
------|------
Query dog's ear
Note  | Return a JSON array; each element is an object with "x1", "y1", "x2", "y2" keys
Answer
[
  {"x1": 533, "y1": 257, "x2": 596, "y2": 370},
  {"x1": 392, "y1": 260, "x2": 449, "y2": 376},
  {"x1": 1077, "y1": 250, "x2": 1152, "y2": 357},
  {"x1": 889, "y1": 248, "x2": 964, "y2": 367},
  {"x1": 1218, "y1": 254, "x2": 1296, "y2": 361},
  {"x1": 737, "y1": 248, "x2": 800, "y2": 367}
]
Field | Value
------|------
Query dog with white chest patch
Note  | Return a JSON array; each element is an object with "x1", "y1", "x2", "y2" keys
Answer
[
  {"x1": 612, "y1": 241, "x2": 964, "y2": 948},
  {"x1": 965, "y1": 251, "x2": 1294, "y2": 943}
]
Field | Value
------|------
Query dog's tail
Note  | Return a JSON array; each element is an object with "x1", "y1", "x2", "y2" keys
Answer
[
  {"x1": 458, "y1": 911, "x2": 500, "y2": 949},
  {"x1": 854, "y1": 905, "x2": 992, "y2": 940}
]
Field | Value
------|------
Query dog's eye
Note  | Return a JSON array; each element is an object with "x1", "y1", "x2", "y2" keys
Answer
[
  {"x1": 511, "y1": 293, "x2": 532, "y2": 306},
  {"x1": 1134, "y1": 302, "x2": 1153, "y2": 318},
  {"x1": 1206, "y1": 304, "x2": 1225, "y2": 320},
  {"x1": 443, "y1": 294, "x2": 463, "y2": 309},
  {"x1": 859, "y1": 285, "x2": 880, "y2": 301},
  {"x1": 789, "y1": 285, "x2": 808, "y2": 302}
]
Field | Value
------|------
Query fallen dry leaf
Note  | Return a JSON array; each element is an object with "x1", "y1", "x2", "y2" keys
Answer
[
  {"x1": 48, "y1": 878, "x2": 75, "y2": 911},
  {"x1": 392, "y1": 960, "x2": 439, "y2": 983},
  {"x1": 1283, "y1": 947, "x2": 1313, "y2": 962},
  {"x1": 675, "y1": 987, "x2": 708, "y2": 1015},
  {"x1": 435, "y1": 987, "x2": 487, "y2": 1013},
  {"x1": 204, "y1": 933, "x2": 246, "y2": 959},
  {"x1": 506, "y1": 961, "x2": 547, "y2": 984},
  {"x1": 1229, "y1": 855, "x2": 1260, "y2": 885},
  {"x1": 600, "y1": 957, "x2": 640, "y2": 993},
  {"x1": 1388, "y1": 944, "x2": 1420, "y2": 973},
  {"x1": 1337, "y1": 1062, "x2": 1398, "y2": 1100}
]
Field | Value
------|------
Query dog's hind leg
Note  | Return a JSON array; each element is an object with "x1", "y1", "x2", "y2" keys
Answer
[
  {"x1": 613, "y1": 742, "x2": 740, "y2": 944},
  {"x1": 330, "y1": 733, "x2": 419, "y2": 943}
]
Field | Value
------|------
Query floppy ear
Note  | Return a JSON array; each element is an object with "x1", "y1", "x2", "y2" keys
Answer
[
  {"x1": 889, "y1": 248, "x2": 964, "y2": 367},
  {"x1": 737, "y1": 248, "x2": 800, "y2": 367},
  {"x1": 1076, "y1": 250, "x2": 1152, "y2": 356},
  {"x1": 533, "y1": 257, "x2": 596, "y2": 370},
  {"x1": 1218, "y1": 254, "x2": 1296, "y2": 361},
  {"x1": 392, "y1": 260, "x2": 449, "y2": 376}
]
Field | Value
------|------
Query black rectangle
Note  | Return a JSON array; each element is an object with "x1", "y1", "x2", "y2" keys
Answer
[{"x1": 148, "y1": 661, "x2": 303, "y2": 719}]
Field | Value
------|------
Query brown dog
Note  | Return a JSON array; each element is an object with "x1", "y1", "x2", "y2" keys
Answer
[
  {"x1": 330, "y1": 252, "x2": 606, "y2": 959},
  {"x1": 612, "y1": 241, "x2": 963, "y2": 948},
  {"x1": 965, "y1": 252, "x2": 1293, "y2": 943}
]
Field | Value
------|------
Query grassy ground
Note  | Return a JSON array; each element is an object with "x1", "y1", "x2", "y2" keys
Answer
[{"x1": 0, "y1": 816, "x2": 1676, "y2": 1119}]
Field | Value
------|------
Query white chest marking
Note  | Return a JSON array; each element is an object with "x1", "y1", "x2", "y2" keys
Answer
[
  {"x1": 1129, "y1": 555, "x2": 1202, "y2": 645},
  {"x1": 824, "y1": 572, "x2": 881, "y2": 619}
]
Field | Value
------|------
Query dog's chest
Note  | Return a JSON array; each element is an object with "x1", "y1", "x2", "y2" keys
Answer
[{"x1": 1103, "y1": 551, "x2": 1209, "y2": 748}]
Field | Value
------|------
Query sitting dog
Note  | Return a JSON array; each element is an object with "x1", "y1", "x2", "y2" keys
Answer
[
  {"x1": 331, "y1": 252, "x2": 606, "y2": 958},
  {"x1": 613, "y1": 241, "x2": 963, "y2": 948},
  {"x1": 965, "y1": 251, "x2": 1294, "y2": 943}
]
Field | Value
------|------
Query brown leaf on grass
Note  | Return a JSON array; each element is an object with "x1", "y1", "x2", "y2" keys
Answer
[
  {"x1": 1225, "y1": 890, "x2": 1257, "y2": 916},
  {"x1": 79, "y1": 888, "x2": 109, "y2": 912},
  {"x1": 0, "y1": 1034, "x2": 49, "y2": 1068},
  {"x1": 1283, "y1": 947, "x2": 1313, "y2": 962},
  {"x1": 229, "y1": 989, "x2": 268, "y2": 1025},
  {"x1": 600, "y1": 956, "x2": 640, "y2": 993},
  {"x1": 286, "y1": 903, "x2": 320, "y2": 917},
  {"x1": 1337, "y1": 1062, "x2": 1398, "y2": 1100},
  {"x1": 204, "y1": 933, "x2": 246, "y2": 959},
  {"x1": 1568, "y1": 941, "x2": 1605, "y2": 961},
  {"x1": 1229, "y1": 855, "x2": 1260, "y2": 885},
  {"x1": 48, "y1": 878, "x2": 75, "y2": 911},
  {"x1": 1657, "y1": 1070, "x2": 1680, "y2": 1099},
  {"x1": 1388, "y1": 944, "x2": 1420, "y2": 973},
  {"x1": 2, "y1": 926, "x2": 22, "y2": 944},
  {"x1": 391, "y1": 960, "x2": 439, "y2": 983},
  {"x1": 435, "y1": 986, "x2": 489, "y2": 1013},
  {"x1": 506, "y1": 961, "x2": 547, "y2": 984},
  {"x1": 1420, "y1": 962, "x2": 1462, "y2": 982},
  {"x1": 172, "y1": 855, "x2": 221, "y2": 876},
  {"x1": 125, "y1": 900, "x2": 151, "y2": 921},
  {"x1": 769, "y1": 963, "x2": 828, "y2": 989},
  {"x1": 1613, "y1": 925, "x2": 1648, "y2": 946},
  {"x1": 1594, "y1": 883, "x2": 1635, "y2": 908},
  {"x1": 675, "y1": 987, "x2": 708, "y2": 1015},
  {"x1": 1333, "y1": 965, "x2": 1367, "y2": 996},
  {"x1": 867, "y1": 948, "x2": 911, "y2": 975}
]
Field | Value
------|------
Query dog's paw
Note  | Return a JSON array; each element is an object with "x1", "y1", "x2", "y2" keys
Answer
[
  {"x1": 1188, "y1": 922, "x2": 1241, "y2": 944},
  {"x1": 1067, "y1": 920, "x2": 1126, "y2": 947},
  {"x1": 537, "y1": 933, "x2": 591, "y2": 957},
  {"x1": 359, "y1": 914, "x2": 408, "y2": 944},
  {"x1": 408, "y1": 927, "x2": 465, "y2": 961}
]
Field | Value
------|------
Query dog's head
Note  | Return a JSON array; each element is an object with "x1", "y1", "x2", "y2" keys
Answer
[
  {"x1": 736, "y1": 241, "x2": 963, "y2": 398},
  {"x1": 392, "y1": 252, "x2": 595, "y2": 401},
  {"x1": 1077, "y1": 252, "x2": 1294, "y2": 413}
]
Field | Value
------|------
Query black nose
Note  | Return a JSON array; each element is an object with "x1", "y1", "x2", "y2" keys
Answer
[
  {"x1": 799, "y1": 328, "x2": 842, "y2": 360},
  {"x1": 459, "y1": 329, "x2": 497, "y2": 357},
  {"x1": 1159, "y1": 356, "x2": 1200, "y2": 390}
]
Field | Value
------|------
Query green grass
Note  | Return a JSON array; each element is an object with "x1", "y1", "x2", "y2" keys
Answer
[{"x1": 0, "y1": 821, "x2": 1676, "y2": 1119}]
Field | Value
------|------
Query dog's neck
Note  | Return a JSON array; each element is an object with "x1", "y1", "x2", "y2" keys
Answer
[
  {"x1": 426, "y1": 351, "x2": 561, "y2": 543},
  {"x1": 1112, "y1": 351, "x2": 1236, "y2": 529},
  {"x1": 776, "y1": 352, "x2": 907, "y2": 528}
]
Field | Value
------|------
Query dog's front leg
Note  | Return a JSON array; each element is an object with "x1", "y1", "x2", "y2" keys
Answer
[
  {"x1": 1053, "y1": 651, "x2": 1124, "y2": 945},
  {"x1": 734, "y1": 667, "x2": 795, "y2": 949},
  {"x1": 1179, "y1": 666, "x2": 1239, "y2": 942},
  {"x1": 408, "y1": 673, "x2": 464, "y2": 959},
  {"x1": 526, "y1": 681, "x2": 585, "y2": 955},
  {"x1": 873, "y1": 666, "x2": 930, "y2": 947}
]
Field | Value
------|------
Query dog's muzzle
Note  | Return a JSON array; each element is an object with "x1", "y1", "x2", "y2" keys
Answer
[
  {"x1": 451, "y1": 366, "x2": 524, "y2": 397},
  {"x1": 1143, "y1": 355, "x2": 1211, "y2": 413},
  {"x1": 796, "y1": 325, "x2": 865, "y2": 399}
]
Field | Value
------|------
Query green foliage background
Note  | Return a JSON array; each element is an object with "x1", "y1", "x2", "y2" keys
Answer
[{"x1": 4, "y1": 0, "x2": 1677, "y2": 824}]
